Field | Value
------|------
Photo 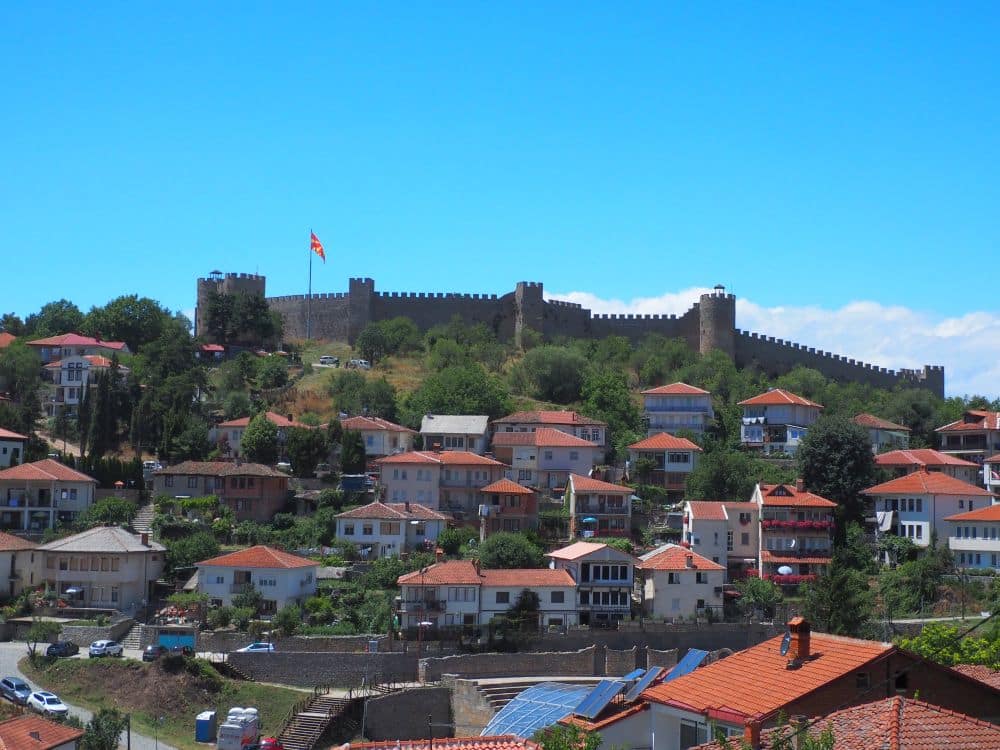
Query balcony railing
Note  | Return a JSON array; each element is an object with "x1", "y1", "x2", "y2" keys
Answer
[
  {"x1": 398, "y1": 599, "x2": 447, "y2": 613},
  {"x1": 761, "y1": 519, "x2": 834, "y2": 531},
  {"x1": 764, "y1": 574, "x2": 817, "y2": 585},
  {"x1": 643, "y1": 404, "x2": 711, "y2": 413},
  {"x1": 765, "y1": 548, "x2": 832, "y2": 559}
]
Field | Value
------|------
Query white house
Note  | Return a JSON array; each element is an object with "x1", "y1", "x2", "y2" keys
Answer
[
  {"x1": 479, "y1": 568, "x2": 578, "y2": 629},
  {"x1": 636, "y1": 544, "x2": 725, "y2": 620},
  {"x1": 738, "y1": 389, "x2": 823, "y2": 455},
  {"x1": 566, "y1": 473, "x2": 633, "y2": 540},
  {"x1": 852, "y1": 413, "x2": 910, "y2": 453},
  {"x1": 37, "y1": 527, "x2": 165, "y2": 612},
  {"x1": 547, "y1": 541, "x2": 637, "y2": 627},
  {"x1": 0, "y1": 530, "x2": 37, "y2": 598},
  {"x1": 752, "y1": 481, "x2": 835, "y2": 584},
  {"x1": 339, "y1": 416, "x2": 416, "y2": 457},
  {"x1": 196, "y1": 545, "x2": 318, "y2": 614},
  {"x1": 25, "y1": 333, "x2": 129, "y2": 366},
  {"x1": 945, "y1": 504, "x2": 1000, "y2": 571},
  {"x1": 982, "y1": 452, "x2": 1000, "y2": 494},
  {"x1": 376, "y1": 450, "x2": 506, "y2": 517},
  {"x1": 0, "y1": 428, "x2": 27, "y2": 468},
  {"x1": 42, "y1": 355, "x2": 129, "y2": 417},
  {"x1": 334, "y1": 501, "x2": 449, "y2": 559},
  {"x1": 627, "y1": 433, "x2": 702, "y2": 500},
  {"x1": 936, "y1": 409, "x2": 1000, "y2": 465},
  {"x1": 876, "y1": 449, "x2": 980, "y2": 487},
  {"x1": 0, "y1": 459, "x2": 97, "y2": 532},
  {"x1": 420, "y1": 415, "x2": 490, "y2": 454},
  {"x1": 681, "y1": 501, "x2": 759, "y2": 577},
  {"x1": 491, "y1": 429, "x2": 602, "y2": 492},
  {"x1": 210, "y1": 411, "x2": 311, "y2": 459},
  {"x1": 863, "y1": 469, "x2": 994, "y2": 550},
  {"x1": 640, "y1": 382, "x2": 714, "y2": 437},
  {"x1": 491, "y1": 410, "x2": 607, "y2": 448}
]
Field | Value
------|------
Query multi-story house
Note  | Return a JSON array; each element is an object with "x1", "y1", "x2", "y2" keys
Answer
[
  {"x1": 627, "y1": 433, "x2": 702, "y2": 500},
  {"x1": 334, "y1": 501, "x2": 448, "y2": 559},
  {"x1": 478, "y1": 479, "x2": 538, "y2": 537},
  {"x1": 945, "y1": 505, "x2": 1000, "y2": 571},
  {"x1": 376, "y1": 450, "x2": 506, "y2": 517},
  {"x1": 491, "y1": 411, "x2": 607, "y2": 450},
  {"x1": 640, "y1": 383, "x2": 714, "y2": 437},
  {"x1": 680, "y1": 501, "x2": 759, "y2": 577},
  {"x1": 738, "y1": 389, "x2": 823, "y2": 455},
  {"x1": 42, "y1": 355, "x2": 129, "y2": 417},
  {"x1": 0, "y1": 459, "x2": 96, "y2": 532},
  {"x1": 38, "y1": 527, "x2": 165, "y2": 611},
  {"x1": 566, "y1": 473, "x2": 632, "y2": 539},
  {"x1": 339, "y1": 415, "x2": 416, "y2": 458},
  {"x1": 0, "y1": 428, "x2": 27, "y2": 468},
  {"x1": 211, "y1": 411, "x2": 310, "y2": 459},
  {"x1": 984, "y1": 453, "x2": 1000, "y2": 494},
  {"x1": 751, "y1": 481, "x2": 835, "y2": 585},
  {"x1": 419, "y1": 415, "x2": 490, "y2": 454},
  {"x1": 152, "y1": 461, "x2": 290, "y2": 522},
  {"x1": 936, "y1": 409, "x2": 1000, "y2": 467},
  {"x1": 492, "y1": 429, "x2": 602, "y2": 493},
  {"x1": 196, "y1": 545, "x2": 318, "y2": 614},
  {"x1": 636, "y1": 544, "x2": 725, "y2": 620},
  {"x1": 863, "y1": 470, "x2": 994, "y2": 550},
  {"x1": 852, "y1": 413, "x2": 910, "y2": 453},
  {"x1": 876, "y1": 448, "x2": 980, "y2": 486},
  {"x1": 25, "y1": 333, "x2": 129, "y2": 366},
  {"x1": 0, "y1": 531, "x2": 38, "y2": 598},
  {"x1": 478, "y1": 569, "x2": 579, "y2": 629},
  {"x1": 546, "y1": 541, "x2": 637, "y2": 627}
]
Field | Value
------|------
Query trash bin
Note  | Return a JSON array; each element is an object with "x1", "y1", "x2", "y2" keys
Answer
[
  {"x1": 368, "y1": 639, "x2": 378, "y2": 653},
  {"x1": 195, "y1": 710, "x2": 217, "y2": 742}
]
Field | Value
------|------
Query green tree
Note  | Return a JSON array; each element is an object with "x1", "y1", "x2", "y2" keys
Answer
[
  {"x1": 232, "y1": 586, "x2": 264, "y2": 614},
  {"x1": 241, "y1": 413, "x2": 279, "y2": 464},
  {"x1": 257, "y1": 357, "x2": 289, "y2": 389},
  {"x1": 25, "y1": 299, "x2": 84, "y2": 337},
  {"x1": 478, "y1": 532, "x2": 544, "y2": 569},
  {"x1": 503, "y1": 589, "x2": 541, "y2": 631},
  {"x1": 733, "y1": 576, "x2": 783, "y2": 619},
  {"x1": 165, "y1": 531, "x2": 219, "y2": 573},
  {"x1": 355, "y1": 323, "x2": 389, "y2": 364},
  {"x1": 436, "y1": 527, "x2": 465, "y2": 555},
  {"x1": 0, "y1": 313, "x2": 25, "y2": 336},
  {"x1": 0, "y1": 341, "x2": 42, "y2": 434},
  {"x1": 77, "y1": 497, "x2": 137, "y2": 528},
  {"x1": 513, "y1": 346, "x2": 587, "y2": 404},
  {"x1": 897, "y1": 623, "x2": 1000, "y2": 668},
  {"x1": 82, "y1": 295, "x2": 171, "y2": 352},
  {"x1": 532, "y1": 724, "x2": 601, "y2": 750},
  {"x1": 798, "y1": 417, "x2": 875, "y2": 530},
  {"x1": 25, "y1": 617, "x2": 61, "y2": 661},
  {"x1": 580, "y1": 367, "x2": 641, "y2": 457},
  {"x1": 800, "y1": 554, "x2": 873, "y2": 637},
  {"x1": 80, "y1": 708, "x2": 130, "y2": 750},
  {"x1": 286, "y1": 427, "x2": 329, "y2": 478},
  {"x1": 686, "y1": 450, "x2": 793, "y2": 501},
  {"x1": 328, "y1": 371, "x2": 399, "y2": 420},
  {"x1": 274, "y1": 603, "x2": 302, "y2": 636},
  {"x1": 401, "y1": 365, "x2": 513, "y2": 426},
  {"x1": 340, "y1": 429, "x2": 366, "y2": 474}
]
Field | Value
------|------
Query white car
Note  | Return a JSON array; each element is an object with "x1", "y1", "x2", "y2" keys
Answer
[
  {"x1": 88, "y1": 640, "x2": 123, "y2": 658},
  {"x1": 27, "y1": 691, "x2": 68, "y2": 717},
  {"x1": 235, "y1": 642, "x2": 275, "y2": 653}
]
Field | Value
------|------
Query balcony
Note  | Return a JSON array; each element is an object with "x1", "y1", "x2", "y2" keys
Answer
[
  {"x1": 761, "y1": 519, "x2": 834, "y2": 532},
  {"x1": 643, "y1": 404, "x2": 711, "y2": 413},
  {"x1": 398, "y1": 599, "x2": 447, "y2": 613},
  {"x1": 764, "y1": 574, "x2": 817, "y2": 585},
  {"x1": 764, "y1": 548, "x2": 832, "y2": 560},
  {"x1": 948, "y1": 537, "x2": 1000, "y2": 552}
]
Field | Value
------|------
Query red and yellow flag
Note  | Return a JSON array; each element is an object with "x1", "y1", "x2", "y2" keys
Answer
[{"x1": 310, "y1": 231, "x2": 326, "y2": 262}]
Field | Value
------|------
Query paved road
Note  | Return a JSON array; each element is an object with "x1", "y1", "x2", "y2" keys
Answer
[{"x1": 0, "y1": 642, "x2": 177, "y2": 750}]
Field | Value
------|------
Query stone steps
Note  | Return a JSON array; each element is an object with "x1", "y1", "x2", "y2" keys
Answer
[
  {"x1": 132, "y1": 504, "x2": 156, "y2": 534},
  {"x1": 121, "y1": 623, "x2": 145, "y2": 650}
]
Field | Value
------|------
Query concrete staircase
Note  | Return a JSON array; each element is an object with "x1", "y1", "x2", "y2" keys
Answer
[
  {"x1": 121, "y1": 623, "x2": 145, "y2": 650},
  {"x1": 277, "y1": 694, "x2": 349, "y2": 750},
  {"x1": 132, "y1": 504, "x2": 156, "y2": 534}
]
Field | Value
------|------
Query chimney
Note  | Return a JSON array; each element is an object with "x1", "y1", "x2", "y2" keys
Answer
[
  {"x1": 743, "y1": 720, "x2": 761, "y2": 750},
  {"x1": 435, "y1": 547, "x2": 444, "y2": 562},
  {"x1": 140, "y1": 533, "x2": 149, "y2": 547},
  {"x1": 795, "y1": 478, "x2": 805, "y2": 493},
  {"x1": 788, "y1": 616, "x2": 811, "y2": 662},
  {"x1": 685, "y1": 554, "x2": 694, "y2": 569}
]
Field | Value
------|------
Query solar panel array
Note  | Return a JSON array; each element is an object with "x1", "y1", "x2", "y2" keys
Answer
[
  {"x1": 573, "y1": 679, "x2": 627, "y2": 719},
  {"x1": 622, "y1": 667, "x2": 664, "y2": 703},
  {"x1": 481, "y1": 682, "x2": 592, "y2": 738},
  {"x1": 661, "y1": 648, "x2": 709, "y2": 683}
]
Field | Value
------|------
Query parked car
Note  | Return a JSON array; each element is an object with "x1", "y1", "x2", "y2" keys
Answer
[
  {"x1": 46, "y1": 641, "x2": 79, "y2": 658},
  {"x1": 88, "y1": 640, "x2": 123, "y2": 658},
  {"x1": 170, "y1": 644, "x2": 194, "y2": 656},
  {"x1": 260, "y1": 738, "x2": 283, "y2": 750},
  {"x1": 142, "y1": 645, "x2": 168, "y2": 662},
  {"x1": 0, "y1": 677, "x2": 31, "y2": 705},
  {"x1": 346, "y1": 359, "x2": 371, "y2": 370},
  {"x1": 27, "y1": 691, "x2": 68, "y2": 717},
  {"x1": 318, "y1": 356, "x2": 340, "y2": 367},
  {"x1": 235, "y1": 642, "x2": 275, "y2": 653}
]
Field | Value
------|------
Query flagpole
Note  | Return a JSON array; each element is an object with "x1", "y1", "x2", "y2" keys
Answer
[{"x1": 307, "y1": 229, "x2": 313, "y2": 340}]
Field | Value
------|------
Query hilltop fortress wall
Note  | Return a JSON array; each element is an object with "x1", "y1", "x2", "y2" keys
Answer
[{"x1": 196, "y1": 273, "x2": 944, "y2": 396}]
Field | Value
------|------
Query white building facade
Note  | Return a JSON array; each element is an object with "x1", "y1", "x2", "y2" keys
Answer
[
  {"x1": 637, "y1": 544, "x2": 725, "y2": 620},
  {"x1": 640, "y1": 383, "x2": 714, "y2": 437},
  {"x1": 334, "y1": 501, "x2": 448, "y2": 559},
  {"x1": 197, "y1": 545, "x2": 318, "y2": 614}
]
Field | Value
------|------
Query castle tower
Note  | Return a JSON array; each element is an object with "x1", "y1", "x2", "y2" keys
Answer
[
  {"x1": 347, "y1": 277, "x2": 375, "y2": 343},
  {"x1": 514, "y1": 281, "x2": 545, "y2": 348},
  {"x1": 194, "y1": 272, "x2": 266, "y2": 338},
  {"x1": 698, "y1": 284, "x2": 736, "y2": 358}
]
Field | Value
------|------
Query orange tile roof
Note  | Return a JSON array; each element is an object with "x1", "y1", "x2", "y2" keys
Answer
[
  {"x1": 377, "y1": 450, "x2": 505, "y2": 466},
  {"x1": 685, "y1": 501, "x2": 728, "y2": 520},
  {"x1": 198, "y1": 545, "x2": 317, "y2": 569},
  {"x1": 480, "y1": 568, "x2": 576, "y2": 587},
  {"x1": 987, "y1": 453, "x2": 1000, "y2": 463},
  {"x1": 863, "y1": 470, "x2": 992, "y2": 497},
  {"x1": 875, "y1": 449, "x2": 978, "y2": 468},
  {"x1": 944, "y1": 504, "x2": 1000, "y2": 522},
  {"x1": 44, "y1": 354, "x2": 120, "y2": 369},
  {"x1": 937, "y1": 410, "x2": 1000, "y2": 433},
  {"x1": 493, "y1": 410, "x2": 605, "y2": 426},
  {"x1": 0, "y1": 531, "x2": 37, "y2": 551},
  {"x1": 0, "y1": 715, "x2": 85, "y2": 750},
  {"x1": 0, "y1": 332, "x2": 14, "y2": 349},
  {"x1": 397, "y1": 560, "x2": 481, "y2": 585},
  {"x1": 739, "y1": 389, "x2": 823, "y2": 408},
  {"x1": 643, "y1": 630, "x2": 893, "y2": 720},
  {"x1": 26, "y1": 333, "x2": 128, "y2": 350},
  {"x1": 561, "y1": 701, "x2": 650, "y2": 731},
  {"x1": 218, "y1": 411, "x2": 309, "y2": 428},
  {"x1": 480, "y1": 479, "x2": 534, "y2": 495},
  {"x1": 641, "y1": 382, "x2": 710, "y2": 396},
  {"x1": 638, "y1": 544, "x2": 724, "y2": 571},
  {"x1": 694, "y1": 697, "x2": 1000, "y2": 750},
  {"x1": 0, "y1": 459, "x2": 96, "y2": 483},
  {"x1": 491, "y1": 428, "x2": 600, "y2": 448},
  {"x1": 951, "y1": 664, "x2": 1000, "y2": 690},
  {"x1": 628, "y1": 433, "x2": 702, "y2": 451},
  {"x1": 339, "y1": 416, "x2": 416, "y2": 433},
  {"x1": 852, "y1": 413, "x2": 909, "y2": 431},
  {"x1": 0, "y1": 428, "x2": 28, "y2": 441},
  {"x1": 760, "y1": 551, "x2": 832, "y2": 564},
  {"x1": 569, "y1": 473, "x2": 632, "y2": 493},
  {"x1": 758, "y1": 484, "x2": 836, "y2": 508},
  {"x1": 546, "y1": 541, "x2": 611, "y2": 560},
  {"x1": 351, "y1": 736, "x2": 539, "y2": 750},
  {"x1": 335, "y1": 501, "x2": 449, "y2": 521}
]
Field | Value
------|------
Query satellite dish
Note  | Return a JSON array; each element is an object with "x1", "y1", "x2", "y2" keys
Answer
[
  {"x1": 780, "y1": 631, "x2": 792, "y2": 657},
  {"x1": 789, "y1": 539, "x2": 797, "y2": 548},
  {"x1": 777, "y1": 565, "x2": 794, "y2": 575}
]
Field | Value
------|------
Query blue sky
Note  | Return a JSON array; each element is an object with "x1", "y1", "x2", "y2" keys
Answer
[{"x1": 2, "y1": 4, "x2": 999, "y2": 394}]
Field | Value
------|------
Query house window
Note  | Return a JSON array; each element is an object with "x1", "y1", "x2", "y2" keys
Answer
[
  {"x1": 187, "y1": 476, "x2": 198, "y2": 488},
  {"x1": 855, "y1": 672, "x2": 870, "y2": 689},
  {"x1": 495, "y1": 591, "x2": 510, "y2": 604},
  {"x1": 544, "y1": 451, "x2": 553, "y2": 461},
  {"x1": 215, "y1": 576, "x2": 224, "y2": 584},
  {"x1": 916, "y1": 498, "x2": 922, "y2": 513},
  {"x1": 915, "y1": 526, "x2": 922, "y2": 540},
  {"x1": 362, "y1": 524, "x2": 373, "y2": 536},
  {"x1": 380, "y1": 522, "x2": 401, "y2": 535},
  {"x1": 569, "y1": 451, "x2": 579, "y2": 461},
  {"x1": 111, "y1": 557, "x2": 120, "y2": 571},
  {"x1": 741, "y1": 533, "x2": 750, "y2": 546},
  {"x1": 165, "y1": 476, "x2": 174, "y2": 487},
  {"x1": 667, "y1": 572, "x2": 680, "y2": 584},
  {"x1": 551, "y1": 591, "x2": 565, "y2": 604},
  {"x1": 696, "y1": 572, "x2": 708, "y2": 584}
]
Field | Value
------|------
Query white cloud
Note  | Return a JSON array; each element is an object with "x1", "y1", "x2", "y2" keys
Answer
[{"x1": 546, "y1": 287, "x2": 999, "y2": 398}]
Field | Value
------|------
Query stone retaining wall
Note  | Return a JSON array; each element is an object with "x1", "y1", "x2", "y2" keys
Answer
[
  {"x1": 227, "y1": 651, "x2": 418, "y2": 687},
  {"x1": 420, "y1": 646, "x2": 597, "y2": 683},
  {"x1": 362, "y1": 687, "x2": 452, "y2": 741},
  {"x1": 59, "y1": 619, "x2": 133, "y2": 648}
]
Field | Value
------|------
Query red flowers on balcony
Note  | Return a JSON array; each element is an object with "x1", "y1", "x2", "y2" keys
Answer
[
  {"x1": 760, "y1": 519, "x2": 834, "y2": 531},
  {"x1": 762, "y1": 574, "x2": 817, "y2": 585}
]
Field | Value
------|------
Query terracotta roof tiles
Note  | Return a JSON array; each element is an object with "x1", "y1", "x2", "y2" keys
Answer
[
  {"x1": 944, "y1": 504, "x2": 1000, "y2": 522},
  {"x1": 217, "y1": 411, "x2": 309, "y2": 429},
  {"x1": 863, "y1": 470, "x2": 992, "y2": 497},
  {"x1": 0, "y1": 714, "x2": 85, "y2": 750},
  {"x1": 377, "y1": 450, "x2": 505, "y2": 467},
  {"x1": 0, "y1": 459, "x2": 96, "y2": 483},
  {"x1": 26, "y1": 333, "x2": 128, "y2": 350},
  {"x1": 491, "y1": 429, "x2": 600, "y2": 449},
  {"x1": 0, "y1": 532, "x2": 37, "y2": 551},
  {"x1": 937, "y1": 410, "x2": 1000, "y2": 433},
  {"x1": 568, "y1": 473, "x2": 632, "y2": 494},
  {"x1": 0, "y1": 333, "x2": 14, "y2": 349},
  {"x1": 198, "y1": 545, "x2": 317, "y2": 569},
  {"x1": 480, "y1": 479, "x2": 534, "y2": 495},
  {"x1": 637, "y1": 544, "x2": 724, "y2": 571},
  {"x1": 875, "y1": 449, "x2": 978, "y2": 468},
  {"x1": 739, "y1": 389, "x2": 823, "y2": 408},
  {"x1": 951, "y1": 664, "x2": 1000, "y2": 690},
  {"x1": 396, "y1": 560, "x2": 481, "y2": 586},
  {"x1": 480, "y1": 569, "x2": 575, "y2": 587},
  {"x1": 154, "y1": 460, "x2": 287, "y2": 478},
  {"x1": 351, "y1": 736, "x2": 539, "y2": 750},
  {"x1": 758, "y1": 484, "x2": 836, "y2": 508},
  {"x1": 685, "y1": 501, "x2": 728, "y2": 521},
  {"x1": 339, "y1": 416, "x2": 416, "y2": 434},
  {"x1": 0, "y1": 428, "x2": 28, "y2": 441},
  {"x1": 628, "y1": 433, "x2": 702, "y2": 451},
  {"x1": 641, "y1": 382, "x2": 710, "y2": 396},
  {"x1": 335, "y1": 501, "x2": 449, "y2": 521},
  {"x1": 852, "y1": 413, "x2": 910, "y2": 431}
]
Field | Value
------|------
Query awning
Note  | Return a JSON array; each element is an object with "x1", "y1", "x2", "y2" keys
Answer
[{"x1": 876, "y1": 510, "x2": 895, "y2": 532}]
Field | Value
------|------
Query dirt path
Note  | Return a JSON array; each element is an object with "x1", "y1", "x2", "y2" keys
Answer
[{"x1": 35, "y1": 429, "x2": 83, "y2": 458}]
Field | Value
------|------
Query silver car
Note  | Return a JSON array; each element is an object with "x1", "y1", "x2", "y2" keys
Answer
[
  {"x1": 88, "y1": 640, "x2": 123, "y2": 658},
  {"x1": 0, "y1": 677, "x2": 30, "y2": 705}
]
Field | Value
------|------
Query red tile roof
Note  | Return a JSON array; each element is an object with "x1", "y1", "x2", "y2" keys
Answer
[
  {"x1": 944, "y1": 504, "x2": 1000, "y2": 522},
  {"x1": 491, "y1": 428, "x2": 599, "y2": 448},
  {"x1": 863, "y1": 470, "x2": 992, "y2": 497},
  {"x1": 638, "y1": 544, "x2": 724, "y2": 571},
  {"x1": 377, "y1": 450, "x2": 505, "y2": 466},
  {"x1": 340, "y1": 415, "x2": 416, "y2": 433},
  {"x1": 480, "y1": 479, "x2": 534, "y2": 495},
  {"x1": 758, "y1": 484, "x2": 836, "y2": 508},
  {"x1": 200, "y1": 344, "x2": 225, "y2": 352},
  {"x1": 351, "y1": 736, "x2": 539, "y2": 750},
  {"x1": 643, "y1": 630, "x2": 893, "y2": 720},
  {"x1": 0, "y1": 332, "x2": 14, "y2": 349},
  {"x1": 987, "y1": 454, "x2": 1000, "y2": 464},
  {"x1": 0, "y1": 531, "x2": 38, "y2": 551},
  {"x1": 695, "y1": 697, "x2": 1000, "y2": 750},
  {"x1": 198, "y1": 545, "x2": 317, "y2": 569},
  {"x1": 951, "y1": 664, "x2": 1000, "y2": 690},
  {"x1": 0, "y1": 714, "x2": 85, "y2": 750},
  {"x1": 154, "y1": 460, "x2": 287, "y2": 478},
  {"x1": 335, "y1": 501, "x2": 449, "y2": 521},
  {"x1": 760, "y1": 551, "x2": 832, "y2": 564},
  {"x1": 875, "y1": 449, "x2": 978, "y2": 468},
  {"x1": 44, "y1": 354, "x2": 121, "y2": 369},
  {"x1": 685, "y1": 501, "x2": 728, "y2": 521},
  {"x1": 628, "y1": 433, "x2": 702, "y2": 451},
  {"x1": 26, "y1": 333, "x2": 127, "y2": 350},
  {"x1": 852, "y1": 413, "x2": 910, "y2": 431},
  {"x1": 937, "y1": 410, "x2": 1000, "y2": 433},
  {"x1": 546, "y1": 541, "x2": 612, "y2": 560},
  {"x1": 641, "y1": 382, "x2": 711, "y2": 396},
  {"x1": 0, "y1": 428, "x2": 28, "y2": 441},
  {"x1": 569, "y1": 473, "x2": 632, "y2": 494},
  {"x1": 480, "y1": 568, "x2": 575, "y2": 587},
  {"x1": 218, "y1": 411, "x2": 309, "y2": 428},
  {"x1": 739, "y1": 389, "x2": 823, "y2": 408},
  {"x1": 0, "y1": 459, "x2": 96, "y2": 483},
  {"x1": 493, "y1": 411, "x2": 606, "y2": 426},
  {"x1": 397, "y1": 560, "x2": 481, "y2": 586}
]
